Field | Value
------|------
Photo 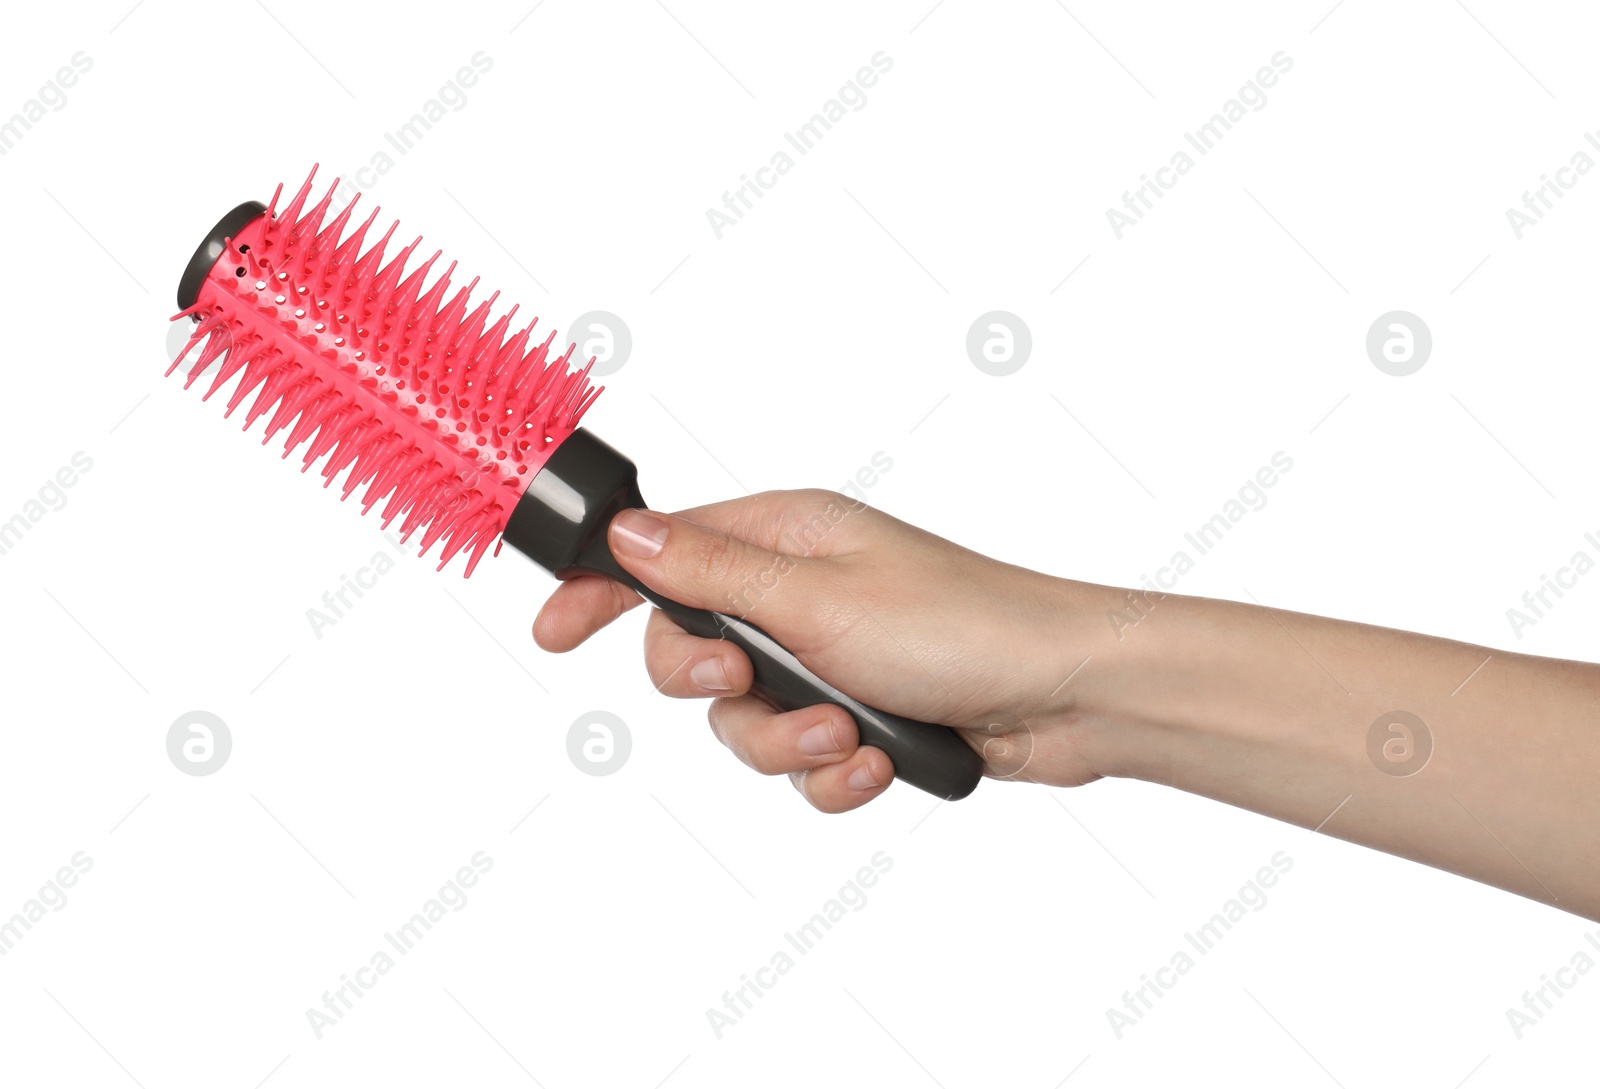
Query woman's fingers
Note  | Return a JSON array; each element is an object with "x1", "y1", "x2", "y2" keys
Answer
[
  {"x1": 532, "y1": 574, "x2": 642, "y2": 652},
  {"x1": 643, "y1": 608, "x2": 754, "y2": 697},
  {"x1": 708, "y1": 695, "x2": 855, "y2": 774},
  {"x1": 789, "y1": 745, "x2": 895, "y2": 814},
  {"x1": 706, "y1": 695, "x2": 893, "y2": 812},
  {"x1": 536, "y1": 573, "x2": 892, "y2": 803},
  {"x1": 644, "y1": 612, "x2": 896, "y2": 810},
  {"x1": 536, "y1": 489, "x2": 878, "y2": 656}
]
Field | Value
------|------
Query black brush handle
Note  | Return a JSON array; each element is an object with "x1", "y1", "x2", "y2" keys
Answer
[{"x1": 504, "y1": 429, "x2": 985, "y2": 801}]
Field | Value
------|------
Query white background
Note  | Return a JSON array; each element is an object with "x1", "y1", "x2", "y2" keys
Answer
[{"x1": 1, "y1": 1, "x2": 1596, "y2": 1085}]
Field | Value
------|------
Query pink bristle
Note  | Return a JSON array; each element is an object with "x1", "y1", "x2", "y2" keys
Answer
[
  {"x1": 340, "y1": 432, "x2": 401, "y2": 497},
  {"x1": 305, "y1": 194, "x2": 360, "y2": 281},
  {"x1": 301, "y1": 405, "x2": 362, "y2": 468},
  {"x1": 424, "y1": 277, "x2": 480, "y2": 363},
  {"x1": 222, "y1": 350, "x2": 283, "y2": 418},
  {"x1": 326, "y1": 205, "x2": 381, "y2": 308},
  {"x1": 279, "y1": 388, "x2": 342, "y2": 454},
  {"x1": 169, "y1": 168, "x2": 601, "y2": 575},
  {"x1": 365, "y1": 236, "x2": 422, "y2": 327},
  {"x1": 287, "y1": 182, "x2": 339, "y2": 252},
  {"x1": 416, "y1": 500, "x2": 461, "y2": 555},
  {"x1": 201, "y1": 334, "x2": 255, "y2": 400},
  {"x1": 493, "y1": 321, "x2": 539, "y2": 392},
  {"x1": 461, "y1": 529, "x2": 497, "y2": 577},
  {"x1": 347, "y1": 220, "x2": 400, "y2": 320},
  {"x1": 260, "y1": 379, "x2": 321, "y2": 443},
  {"x1": 436, "y1": 505, "x2": 494, "y2": 569},
  {"x1": 273, "y1": 171, "x2": 319, "y2": 245},
  {"x1": 263, "y1": 181, "x2": 285, "y2": 220},
  {"x1": 244, "y1": 366, "x2": 307, "y2": 431},
  {"x1": 320, "y1": 419, "x2": 381, "y2": 484},
  {"x1": 384, "y1": 250, "x2": 444, "y2": 341},
  {"x1": 173, "y1": 314, "x2": 228, "y2": 380},
  {"x1": 360, "y1": 447, "x2": 425, "y2": 513},
  {"x1": 407, "y1": 260, "x2": 458, "y2": 338},
  {"x1": 506, "y1": 330, "x2": 560, "y2": 405},
  {"x1": 447, "y1": 295, "x2": 499, "y2": 377},
  {"x1": 381, "y1": 463, "x2": 451, "y2": 527}
]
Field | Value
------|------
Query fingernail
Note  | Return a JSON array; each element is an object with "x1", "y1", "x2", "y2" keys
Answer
[
  {"x1": 690, "y1": 658, "x2": 730, "y2": 692},
  {"x1": 612, "y1": 509, "x2": 669, "y2": 558},
  {"x1": 847, "y1": 764, "x2": 881, "y2": 791},
  {"x1": 798, "y1": 721, "x2": 841, "y2": 756}
]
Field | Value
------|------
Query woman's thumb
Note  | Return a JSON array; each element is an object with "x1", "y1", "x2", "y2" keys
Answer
[{"x1": 608, "y1": 508, "x2": 807, "y2": 622}]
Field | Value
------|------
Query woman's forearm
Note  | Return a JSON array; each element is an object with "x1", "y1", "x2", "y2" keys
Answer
[{"x1": 1070, "y1": 582, "x2": 1600, "y2": 918}]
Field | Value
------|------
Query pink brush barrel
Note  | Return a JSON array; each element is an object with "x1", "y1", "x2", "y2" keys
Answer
[{"x1": 172, "y1": 167, "x2": 600, "y2": 575}]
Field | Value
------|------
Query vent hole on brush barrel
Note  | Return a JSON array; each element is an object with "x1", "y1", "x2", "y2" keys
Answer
[{"x1": 235, "y1": 267, "x2": 246, "y2": 277}]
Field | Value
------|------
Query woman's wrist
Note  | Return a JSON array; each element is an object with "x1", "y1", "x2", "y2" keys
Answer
[
  {"x1": 1011, "y1": 573, "x2": 1178, "y2": 780},
  {"x1": 1052, "y1": 585, "x2": 1310, "y2": 786}
]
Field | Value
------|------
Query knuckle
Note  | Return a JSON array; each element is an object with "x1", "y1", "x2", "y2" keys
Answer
[
  {"x1": 705, "y1": 698, "x2": 736, "y2": 748},
  {"x1": 795, "y1": 489, "x2": 853, "y2": 525},
  {"x1": 784, "y1": 491, "x2": 871, "y2": 561},
  {"x1": 790, "y1": 767, "x2": 837, "y2": 812},
  {"x1": 646, "y1": 650, "x2": 686, "y2": 691},
  {"x1": 817, "y1": 704, "x2": 857, "y2": 748},
  {"x1": 641, "y1": 629, "x2": 671, "y2": 679},
  {"x1": 797, "y1": 487, "x2": 845, "y2": 507},
  {"x1": 743, "y1": 743, "x2": 788, "y2": 776},
  {"x1": 693, "y1": 533, "x2": 739, "y2": 586},
  {"x1": 806, "y1": 783, "x2": 851, "y2": 814},
  {"x1": 708, "y1": 700, "x2": 788, "y2": 776},
  {"x1": 643, "y1": 614, "x2": 702, "y2": 692},
  {"x1": 789, "y1": 768, "x2": 819, "y2": 804}
]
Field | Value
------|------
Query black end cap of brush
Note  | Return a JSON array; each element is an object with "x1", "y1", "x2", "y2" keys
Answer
[{"x1": 177, "y1": 200, "x2": 269, "y2": 312}]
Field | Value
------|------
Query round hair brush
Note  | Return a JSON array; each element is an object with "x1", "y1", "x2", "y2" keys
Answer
[{"x1": 171, "y1": 168, "x2": 983, "y2": 800}]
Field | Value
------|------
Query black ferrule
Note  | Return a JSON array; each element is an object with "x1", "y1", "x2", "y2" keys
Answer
[
  {"x1": 503, "y1": 428, "x2": 645, "y2": 581},
  {"x1": 176, "y1": 200, "x2": 268, "y2": 311},
  {"x1": 504, "y1": 429, "x2": 985, "y2": 801}
]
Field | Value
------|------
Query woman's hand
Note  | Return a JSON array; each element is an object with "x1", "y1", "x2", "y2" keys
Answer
[
  {"x1": 533, "y1": 489, "x2": 1109, "y2": 811},
  {"x1": 534, "y1": 487, "x2": 1600, "y2": 916}
]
